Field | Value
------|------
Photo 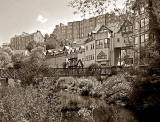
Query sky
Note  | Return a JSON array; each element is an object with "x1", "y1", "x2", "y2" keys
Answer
[{"x1": 0, "y1": 0, "x2": 125, "y2": 45}]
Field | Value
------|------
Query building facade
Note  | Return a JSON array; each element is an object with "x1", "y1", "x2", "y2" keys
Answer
[
  {"x1": 133, "y1": 1, "x2": 150, "y2": 65},
  {"x1": 10, "y1": 31, "x2": 44, "y2": 50},
  {"x1": 52, "y1": 13, "x2": 118, "y2": 44},
  {"x1": 82, "y1": 25, "x2": 112, "y2": 67}
]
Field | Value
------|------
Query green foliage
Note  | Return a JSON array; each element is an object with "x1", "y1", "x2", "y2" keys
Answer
[
  {"x1": 128, "y1": 56, "x2": 160, "y2": 122},
  {"x1": 1, "y1": 47, "x2": 13, "y2": 56},
  {"x1": 26, "y1": 41, "x2": 37, "y2": 52},
  {"x1": 14, "y1": 47, "x2": 48, "y2": 86},
  {"x1": 0, "y1": 78, "x2": 61, "y2": 122},
  {"x1": 69, "y1": 0, "x2": 134, "y2": 17},
  {"x1": 45, "y1": 34, "x2": 59, "y2": 50},
  {"x1": 86, "y1": 63, "x2": 101, "y2": 76},
  {"x1": 11, "y1": 53, "x2": 24, "y2": 69},
  {"x1": 0, "y1": 51, "x2": 10, "y2": 68}
]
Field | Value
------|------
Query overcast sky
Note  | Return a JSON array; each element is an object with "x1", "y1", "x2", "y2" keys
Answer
[{"x1": 0, "y1": 0, "x2": 125, "y2": 45}]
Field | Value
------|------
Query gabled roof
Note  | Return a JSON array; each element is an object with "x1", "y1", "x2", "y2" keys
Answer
[
  {"x1": 117, "y1": 20, "x2": 133, "y2": 33},
  {"x1": 84, "y1": 38, "x2": 93, "y2": 44},
  {"x1": 92, "y1": 25, "x2": 112, "y2": 34},
  {"x1": 92, "y1": 24, "x2": 102, "y2": 33},
  {"x1": 76, "y1": 59, "x2": 84, "y2": 67}
]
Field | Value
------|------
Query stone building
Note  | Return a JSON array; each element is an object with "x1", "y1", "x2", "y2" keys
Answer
[
  {"x1": 112, "y1": 20, "x2": 135, "y2": 66},
  {"x1": 72, "y1": 21, "x2": 80, "y2": 40},
  {"x1": 10, "y1": 30, "x2": 44, "y2": 50},
  {"x1": 132, "y1": 1, "x2": 150, "y2": 65},
  {"x1": 52, "y1": 13, "x2": 118, "y2": 44},
  {"x1": 67, "y1": 22, "x2": 73, "y2": 40}
]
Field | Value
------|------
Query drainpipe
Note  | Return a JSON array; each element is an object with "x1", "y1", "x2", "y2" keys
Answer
[{"x1": 110, "y1": 31, "x2": 113, "y2": 66}]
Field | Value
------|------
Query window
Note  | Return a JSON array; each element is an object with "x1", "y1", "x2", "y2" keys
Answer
[
  {"x1": 135, "y1": 10, "x2": 139, "y2": 16},
  {"x1": 126, "y1": 27, "x2": 129, "y2": 32},
  {"x1": 145, "y1": 18, "x2": 149, "y2": 26},
  {"x1": 96, "y1": 40, "x2": 103, "y2": 49},
  {"x1": 82, "y1": 33, "x2": 84, "y2": 37},
  {"x1": 117, "y1": 38, "x2": 120, "y2": 42},
  {"x1": 93, "y1": 44, "x2": 94, "y2": 49},
  {"x1": 141, "y1": 34, "x2": 145, "y2": 43},
  {"x1": 86, "y1": 46, "x2": 88, "y2": 51},
  {"x1": 140, "y1": 7, "x2": 145, "y2": 14},
  {"x1": 124, "y1": 37, "x2": 128, "y2": 43},
  {"x1": 129, "y1": 26, "x2": 132, "y2": 31},
  {"x1": 104, "y1": 38, "x2": 110, "y2": 48},
  {"x1": 145, "y1": 33, "x2": 149, "y2": 41},
  {"x1": 140, "y1": 19, "x2": 145, "y2": 28},
  {"x1": 135, "y1": 36, "x2": 139, "y2": 45}
]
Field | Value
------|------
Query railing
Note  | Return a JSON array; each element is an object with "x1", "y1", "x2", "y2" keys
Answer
[{"x1": 0, "y1": 66, "x2": 148, "y2": 79}]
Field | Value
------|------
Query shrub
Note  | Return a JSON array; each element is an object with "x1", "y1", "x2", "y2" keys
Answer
[
  {"x1": 128, "y1": 56, "x2": 160, "y2": 122},
  {"x1": 0, "y1": 78, "x2": 61, "y2": 122}
]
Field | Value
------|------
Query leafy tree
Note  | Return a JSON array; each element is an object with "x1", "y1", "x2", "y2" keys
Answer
[
  {"x1": 11, "y1": 53, "x2": 24, "y2": 69},
  {"x1": 1, "y1": 47, "x2": 13, "y2": 56},
  {"x1": 0, "y1": 51, "x2": 10, "y2": 68},
  {"x1": 0, "y1": 78, "x2": 61, "y2": 121},
  {"x1": 127, "y1": 1, "x2": 160, "y2": 122},
  {"x1": 26, "y1": 41, "x2": 37, "y2": 52},
  {"x1": 69, "y1": 0, "x2": 134, "y2": 17},
  {"x1": 86, "y1": 63, "x2": 102, "y2": 80},
  {"x1": 45, "y1": 36, "x2": 57, "y2": 50},
  {"x1": 15, "y1": 47, "x2": 48, "y2": 86}
]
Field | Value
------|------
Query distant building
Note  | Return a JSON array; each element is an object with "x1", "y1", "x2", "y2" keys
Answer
[
  {"x1": 52, "y1": 13, "x2": 118, "y2": 45},
  {"x1": 10, "y1": 30, "x2": 44, "y2": 50},
  {"x1": 2, "y1": 43, "x2": 10, "y2": 48},
  {"x1": 72, "y1": 21, "x2": 80, "y2": 40},
  {"x1": 67, "y1": 22, "x2": 73, "y2": 40}
]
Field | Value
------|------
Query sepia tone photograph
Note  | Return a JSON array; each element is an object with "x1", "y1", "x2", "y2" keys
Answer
[{"x1": 0, "y1": 0, "x2": 160, "y2": 121}]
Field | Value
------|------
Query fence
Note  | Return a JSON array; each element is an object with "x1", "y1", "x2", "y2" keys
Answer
[{"x1": 0, "y1": 66, "x2": 148, "y2": 79}]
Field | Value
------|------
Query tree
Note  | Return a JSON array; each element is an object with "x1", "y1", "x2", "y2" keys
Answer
[
  {"x1": 69, "y1": 0, "x2": 135, "y2": 17},
  {"x1": 44, "y1": 33, "x2": 50, "y2": 42},
  {"x1": 11, "y1": 53, "x2": 24, "y2": 69},
  {"x1": 26, "y1": 41, "x2": 37, "y2": 52},
  {"x1": 1, "y1": 47, "x2": 13, "y2": 56},
  {"x1": 15, "y1": 47, "x2": 49, "y2": 86},
  {"x1": 45, "y1": 35, "x2": 58, "y2": 50},
  {"x1": 127, "y1": 1, "x2": 160, "y2": 122},
  {"x1": 0, "y1": 50, "x2": 10, "y2": 68}
]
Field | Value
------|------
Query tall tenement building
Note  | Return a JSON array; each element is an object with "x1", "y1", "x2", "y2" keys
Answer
[
  {"x1": 132, "y1": 1, "x2": 150, "y2": 65},
  {"x1": 52, "y1": 13, "x2": 118, "y2": 45},
  {"x1": 10, "y1": 30, "x2": 44, "y2": 50},
  {"x1": 72, "y1": 21, "x2": 80, "y2": 40}
]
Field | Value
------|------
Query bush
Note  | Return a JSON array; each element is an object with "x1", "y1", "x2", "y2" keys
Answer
[
  {"x1": 86, "y1": 63, "x2": 101, "y2": 76},
  {"x1": 0, "y1": 78, "x2": 61, "y2": 122},
  {"x1": 128, "y1": 56, "x2": 160, "y2": 122}
]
